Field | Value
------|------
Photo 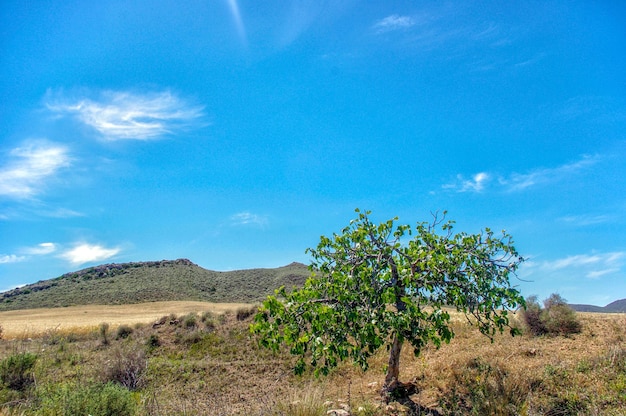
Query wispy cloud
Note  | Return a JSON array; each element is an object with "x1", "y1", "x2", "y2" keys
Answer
[
  {"x1": 0, "y1": 141, "x2": 71, "y2": 199},
  {"x1": 373, "y1": 14, "x2": 416, "y2": 33},
  {"x1": 230, "y1": 212, "x2": 268, "y2": 227},
  {"x1": 59, "y1": 243, "x2": 120, "y2": 266},
  {"x1": 46, "y1": 90, "x2": 205, "y2": 141},
  {"x1": 0, "y1": 254, "x2": 26, "y2": 264},
  {"x1": 226, "y1": 0, "x2": 247, "y2": 47},
  {"x1": 558, "y1": 214, "x2": 615, "y2": 226},
  {"x1": 0, "y1": 243, "x2": 57, "y2": 265},
  {"x1": 522, "y1": 251, "x2": 625, "y2": 281},
  {"x1": 499, "y1": 155, "x2": 599, "y2": 192},
  {"x1": 23, "y1": 242, "x2": 57, "y2": 256},
  {"x1": 444, "y1": 155, "x2": 599, "y2": 193},
  {"x1": 443, "y1": 172, "x2": 490, "y2": 193}
]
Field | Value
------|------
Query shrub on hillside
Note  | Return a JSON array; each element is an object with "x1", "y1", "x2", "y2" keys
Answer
[
  {"x1": 35, "y1": 382, "x2": 136, "y2": 416},
  {"x1": 0, "y1": 352, "x2": 37, "y2": 391},
  {"x1": 99, "y1": 322, "x2": 110, "y2": 346},
  {"x1": 182, "y1": 313, "x2": 198, "y2": 329},
  {"x1": 115, "y1": 324, "x2": 134, "y2": 340},
  {"x1": 104, "y1": 347, "x2": 146, "y2": 390},
  {"x1": 522, "y1": 294, "x2": 581, "y2": 336},
  {"x1": 236, "y1": 306, "x2": 257, "y2": 321}
]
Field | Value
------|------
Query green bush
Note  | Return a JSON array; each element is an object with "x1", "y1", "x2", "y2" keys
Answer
[
  {"x1": 201, "y1": 311, "x2": 217, "y2": 330},
  {"x1": 182, "y1": 313, "x2": 198, "y2": 329},
  {"x1": 0, "y1": 352, "x2": 37, "y2": 391},
  {"x1": 34, "y1": 382, "x2": 136, "y2": 416},
  {"x1": 522, "y1": 294, "x2": 581, "y2": 337}
]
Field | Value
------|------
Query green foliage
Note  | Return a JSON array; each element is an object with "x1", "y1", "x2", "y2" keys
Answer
[
  {"x1": 252, "y1": 209, "x2": 525, "y2": 388},
  {"x1": 34, "y1": 382, "x2": 137, "y2": 416},
  {"x1": 522, "y1": 294, "x2": 582, "y2": 336},
  {"x1": 146, "y1": 334, "x2": 161, "y2": 350},
  {"x1": 0, "y1": 352, "x2": 37, "y2": 391}
]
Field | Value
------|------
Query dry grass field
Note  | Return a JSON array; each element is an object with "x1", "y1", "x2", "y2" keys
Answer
[
  {"x1": 0, "y1": 301, "x2": 251, "y2": 339},
  {"x1": 0, "y1": 304, "x2": 624, "y2": 415}
]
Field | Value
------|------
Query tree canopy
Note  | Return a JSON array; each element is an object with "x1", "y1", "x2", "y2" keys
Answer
[{"x1": 251, "y1": 209, "x2": 525, "y2": 400}]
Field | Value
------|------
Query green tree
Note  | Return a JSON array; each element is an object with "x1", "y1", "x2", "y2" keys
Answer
[{"x1": 251, "y1": 209, "x2": 525, "y2": 401}]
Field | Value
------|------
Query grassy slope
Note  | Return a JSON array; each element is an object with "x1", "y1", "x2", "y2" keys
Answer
[{"x1": 0, "y1": 259, "x2": 310, "y2": 311}]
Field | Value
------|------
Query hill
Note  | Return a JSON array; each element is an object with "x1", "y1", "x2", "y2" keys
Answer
[
  {"x1": 0, "y1": 259, "x2": 310, "y2": 311},
  {"x1": 570, "y1": 298, "x2": 626, "y2": 313}
]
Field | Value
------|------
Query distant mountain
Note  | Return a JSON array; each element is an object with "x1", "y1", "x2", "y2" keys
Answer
[
  {"x1": 570, "y1": 299, "x2": 626, "y2": 313},
  {"x1": 0, "y1": 259, "x2": 310, "y2": 311}
]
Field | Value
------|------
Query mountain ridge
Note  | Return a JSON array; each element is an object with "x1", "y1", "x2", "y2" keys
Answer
[
  {"x1": 0, "y1": 259, "x2": 310, "y2": 311},
  {"x1": 570, "y1": 298, "x2": 626, "y2": 313}
]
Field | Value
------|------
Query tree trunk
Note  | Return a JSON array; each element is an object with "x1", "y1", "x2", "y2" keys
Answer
[{"x1": 382, "y1": 333, "x2": 403, "y2": 401}]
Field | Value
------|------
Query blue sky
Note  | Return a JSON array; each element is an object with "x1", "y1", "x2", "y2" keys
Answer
[{"x1": 1, "y1": 1, "x2": 625, "y2": 306}]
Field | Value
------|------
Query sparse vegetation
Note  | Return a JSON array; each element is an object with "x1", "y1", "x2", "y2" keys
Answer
[
  {"x1": 522, "y1": 293, "x2": 582, "y2": 336},
  {"x1": 0, "y1": 352, "x2": 37, "y2": 391},
  {"x1": 0, "y1": 306, "x2": 624, "y2": 414}
]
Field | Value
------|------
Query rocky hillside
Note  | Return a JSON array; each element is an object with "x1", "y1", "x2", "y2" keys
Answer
[{"x1": 0, "y1": 259, "x2": 310, "y2": 311}]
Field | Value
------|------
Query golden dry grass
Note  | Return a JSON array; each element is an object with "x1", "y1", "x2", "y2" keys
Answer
[
  {"x1": 0, "y1": 306, "x2": 624, "y2": 415},
  {"x1": 0, "y1": 301, "x2": 252, "y2": 339}
]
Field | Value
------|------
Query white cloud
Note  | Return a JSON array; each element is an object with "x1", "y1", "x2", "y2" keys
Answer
[
  {"x1": 444, "y1": 155, "x2": 599, "y2": 194},
  {"x1": 0, "y1": 254, "x2": 26, "y2": 264},
  {"x1": 0, "y1": 141, "x2": 71, "y2": 199},
  {"x1": 60, "y1": 243, "x2": 120, "y2": 266},
  {"x1": 522, "y1": 251, "x2": 625, "y2": 281},
  {"x1": 373, "y1": 14, "x2": 416, "y2": 33},
  {"x1": 443, "y1": 172, "x2": 490, "y2": 193},
  {"x1": 23, "y1": 242, "x2": 57, "y2": 256},
  {"x1": 47, "y1": 90, "x2": 205, "y2": 141},
  {"x1": 500, "y1": 155, "x2": 599, "y2": 192},
  {"x1": 558, "y1": 214, "x2": 614, "y2": 226},
  {"x1": 230, "y1": 212, "x2": 268, "y2": 227}
]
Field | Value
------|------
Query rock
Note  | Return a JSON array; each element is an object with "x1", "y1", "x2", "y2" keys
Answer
[{"x1": 327, "y1": 410, "x2": 350, "y2": 416}]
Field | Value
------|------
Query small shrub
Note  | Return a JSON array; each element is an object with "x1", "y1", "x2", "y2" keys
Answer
[
  {"x1": 35, "y1": 382, "x2": 136, "y2": 416},
  {"x1": 99, "y1": 322, "x2": 110, "y2": 345},
  {"x1": 439, "y1": 357, "x2": 532, "y2": 415},
  {"x1": 522, "y1": 295, "x2": 547, "y2": 336},
  {"x1": 146, "y1": 334, "x2": 160, "y2": 349},
  {"x1": 104, "y1": 347, "x2": 147, "y2": 390},
  {"x1": 236, "y1": 306, "x2": 258, "y2": 321},
  {"x1": 183, "y1": 313, "x2": 198, "y2": 329},
  {"x1": 0, "y1": 324, "x2": 3, "y2": 340},
  {"x1": 521, "y1": 294, "x2": 581, "y2": 337},
  {"x1": 201, "y1": 311, "x2": 217, "y2": 330},
  {"x1": 116, "y1": 324, "x2": 134, "y2": 340},
  {"x1": 543, "y1": 304, "x2": 582, "y2": 336},
  {"x1": 0, "y1": 352, "x2": 37, "y2": 391}
]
